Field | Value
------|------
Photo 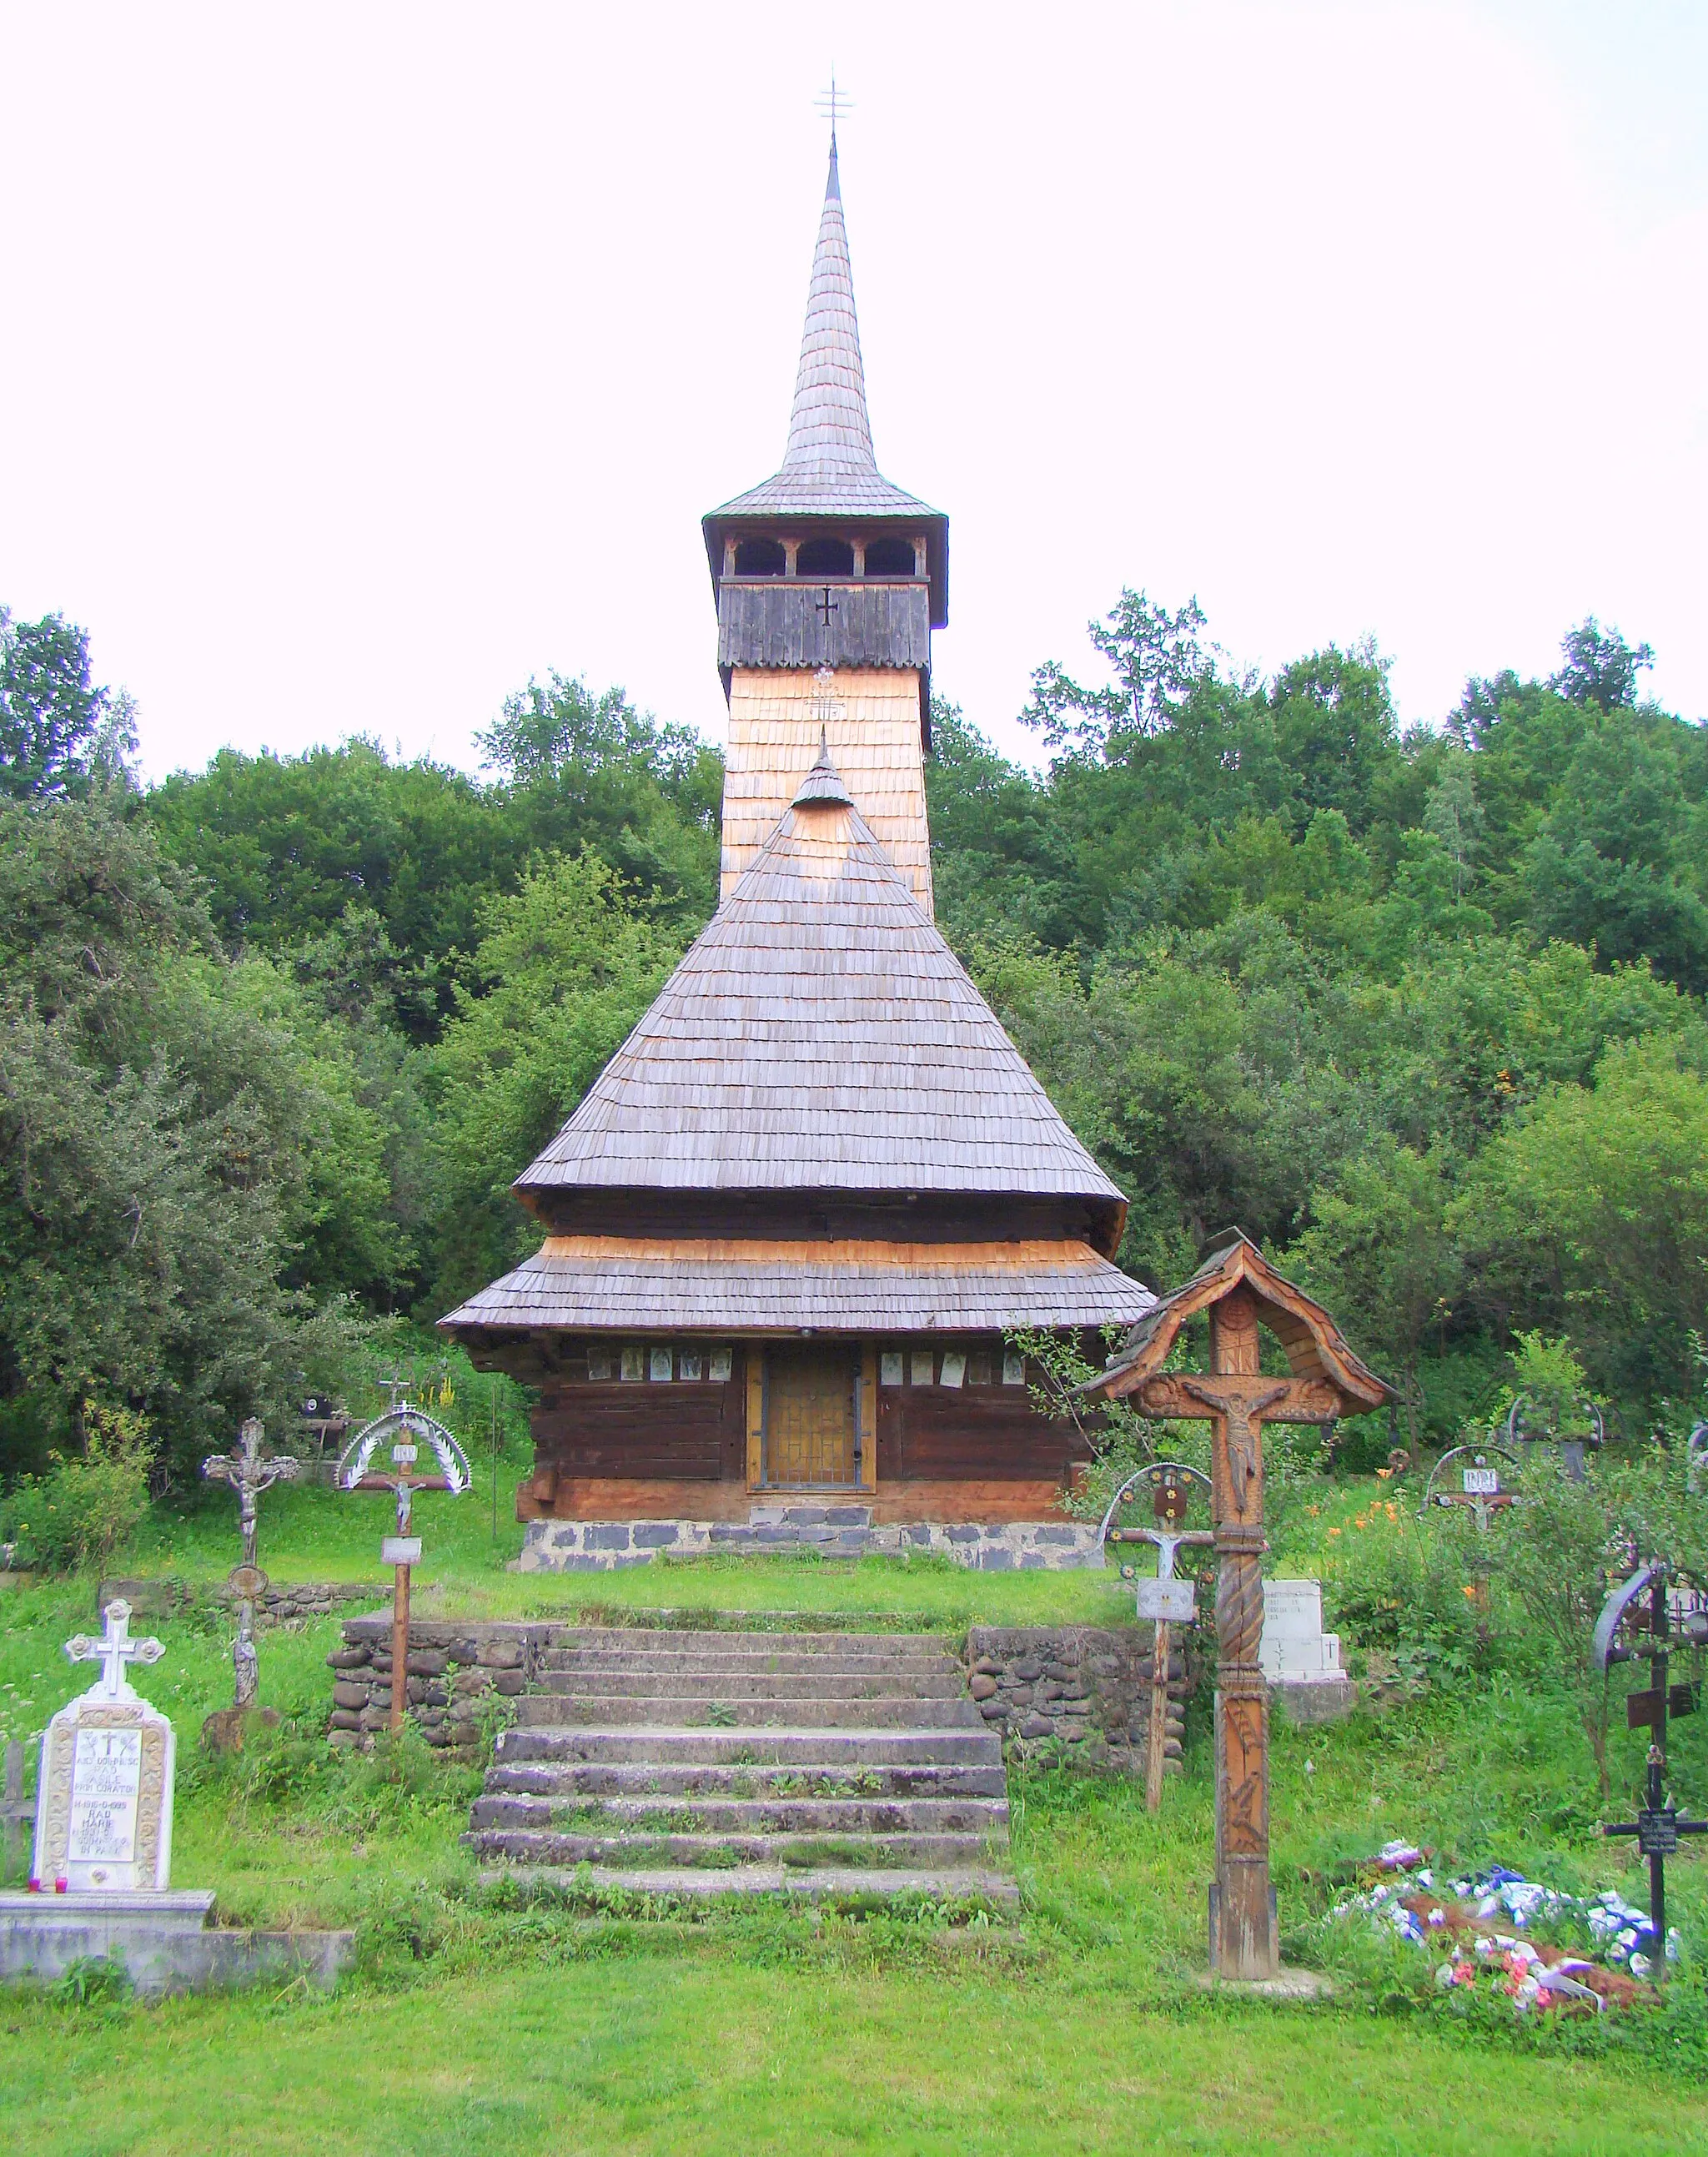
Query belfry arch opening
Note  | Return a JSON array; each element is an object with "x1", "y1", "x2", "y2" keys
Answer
[
  {"x1": 862, "y1": 535, "x2": 917, "y2": 577},
  {"x1": 796, "y1": 535, "x2": 855, "y2": 577},
  {"x1": 733, "y1": 536, "x2": 786, "y2": 576}
]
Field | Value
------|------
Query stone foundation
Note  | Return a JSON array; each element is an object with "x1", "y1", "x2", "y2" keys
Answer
[
  {"x1": 966, "y1": 1625, "x2": 1196, "y2": 1769},
  {"x1": 515, "y1": 1506, "x2": 1103, "y2": 1572}
]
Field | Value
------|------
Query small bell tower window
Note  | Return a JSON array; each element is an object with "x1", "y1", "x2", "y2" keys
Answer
[
  {"x1": 863, "y1": 536, "x2": 917, "y2": 577},
  {"x1": 733, "y1": 536, "x2": 786, "y2": 576},
  {"x1": 796, "y1": 535, "x2": 855, "y2": 577}
]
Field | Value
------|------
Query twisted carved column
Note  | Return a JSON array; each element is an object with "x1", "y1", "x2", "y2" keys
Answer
[{"x1": 1190, "y1": 1289, "x2": 1287, "y2": 1980}]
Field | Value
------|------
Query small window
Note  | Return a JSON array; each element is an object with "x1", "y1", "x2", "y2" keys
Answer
[
  {"x1": 967, "y1": 1350, "x2": 993, "y2": 1386},
  {"x1": 1002, "y1": 1350, "x2": 1026, "y2": 1386},
  {"x1": 650, "y1": 1346, "x2": 674, "y2": 1382},
  {"x1": 880, "y1": 1350, "x2": 904, "y2": 1387},
  {"x1": 796, "y1": 535, "x2": 854, "y2": 577},
  {"x1": 940, "y1": 1351, "x2": 967, "y2": 1389},
  {"x1": 734, "y1": 536, "x2": 786, "y2": 576},
  {"x1": 587, "y1": 1349, "x2": 614, "y2": 1382},
  {"x1": 680, "y1": 1350, "x2": 704, "y2": 1382},
  {"x1": 910, "y1": 1350, "x2": 935, "y2": 1386},
  {"x1": 710, "y1": 1347, "x2": 734, "y2": 1383},
  {"x1": 864, "y1": 535, "x2": 917, "y2": 577},
  {"x1": 620, "y1": 1345, "x2": 645, "y2": 1382}
]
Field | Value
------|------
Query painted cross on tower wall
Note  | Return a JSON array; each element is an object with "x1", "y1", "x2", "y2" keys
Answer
[{"x1": 1080, "y1": 1230, "x2": 1391, "y2": 1982}]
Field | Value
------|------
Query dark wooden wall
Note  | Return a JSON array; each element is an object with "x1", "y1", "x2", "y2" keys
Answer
[
  {"x1": 876, "y1": 1385, "x2": 1092, "y2": 1484},
  {"x1": 716, "y1": 581, "x2": 930, "y2": 671},
  {"x1": 531, "y1": 1350, "x2": 748, "y2": 1483}
]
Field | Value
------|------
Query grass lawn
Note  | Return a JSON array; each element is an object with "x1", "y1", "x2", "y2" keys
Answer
[{"x1": 3, "y1": 1473, "x2": 1707, "y2": 2152}]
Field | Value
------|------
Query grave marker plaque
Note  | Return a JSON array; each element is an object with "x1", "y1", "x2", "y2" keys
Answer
[{"x1": 33, "y1": 1600, "x2": 175, "y2": 1893}]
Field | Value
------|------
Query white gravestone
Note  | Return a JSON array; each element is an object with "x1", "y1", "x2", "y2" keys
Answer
[
  {"x1": 32, "y1": 1600, "x2": 175, "y2": 1893},
  {"x1": 1258, "y1": 1579, "x2": 1345, "y2": 1685}
]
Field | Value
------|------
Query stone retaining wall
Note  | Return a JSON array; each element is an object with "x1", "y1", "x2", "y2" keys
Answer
[
  {"x1": 324, "y1": 1618, "x2": 556, "y2": 1753},
  {"x1": 517, "y1": 1508, "x2": 1103, "y2": 1573},
  {"x1": 966, "y1": 1625, "x2": 1196, "y2": 1770},
  {"x1": 98, "y1": 1576, "x2": 386, "y2": 1627}
]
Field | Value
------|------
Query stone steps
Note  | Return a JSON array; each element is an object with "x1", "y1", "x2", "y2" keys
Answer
[
  {"x1": 470, "y1": 1827, "x2": 1001, "y2": 1868},
  {"x1": 496, "y1": 1727, "x2": 1002, "y2": 1767},
  {"x1": 464, "y1": 1624, "x2": 1012, "y2": 1899},
  {"x1": 515, "y1": 1695, "x2": 984, "y2": 1729},
  {"x1": 534, "y1": 1668, "x2": 965, "y2": 1700},
  {"x1": 478, "y1": 1863, "x2": 1020, "y2": 1905},
  {"x1": 484, "y1": 1758, "x2": 1007, "y2": 1800},
  {"x1": 471, "y1": 1792, "x2": 1009, "y2": 1835}
]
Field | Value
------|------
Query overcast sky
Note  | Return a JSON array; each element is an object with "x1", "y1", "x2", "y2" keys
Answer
[{"x1": 2, "y1": 2, "x2": 1704, "y2": 783}]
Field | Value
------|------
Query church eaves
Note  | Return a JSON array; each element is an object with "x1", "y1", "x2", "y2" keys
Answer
[{"x1": 511, "y1": 757, "x2": 1127, "y2": 1227}]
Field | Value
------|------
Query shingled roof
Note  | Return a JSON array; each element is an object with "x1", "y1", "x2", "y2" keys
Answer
[
  {"x1": 710, "y1": 138, "x2": 940, "y2": 525},
  {"x1": 511, "y1": 752, "x2": 1126, "y2": 1219},
  {"x1": 441, "y1": 1235, "x2": 1153, "y2": 1338}
]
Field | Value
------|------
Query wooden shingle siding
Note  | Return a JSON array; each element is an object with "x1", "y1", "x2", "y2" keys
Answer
[
  {"x1": 721, "y1": 668, "x2": 932, "y2": 910},
  {"x1": 716, "y1": 582, "x2": 931, "y2": 671}
]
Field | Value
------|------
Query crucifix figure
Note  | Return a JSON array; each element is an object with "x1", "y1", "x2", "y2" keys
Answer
[
  {"x1": 203, "y1": 1418, "x2": 303, "y2": 1707},
  {"x1": 1080, "y1": 1230, "x2": 1391, "y2": 1981},
  {"x1": 66, "y1": 1598, "x2": 165, "y2": 1700}
]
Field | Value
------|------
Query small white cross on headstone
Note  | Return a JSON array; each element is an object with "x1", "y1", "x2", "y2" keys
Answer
[{"x1": 65, "y1": 1598, "x2": 165, "y2": 1701}]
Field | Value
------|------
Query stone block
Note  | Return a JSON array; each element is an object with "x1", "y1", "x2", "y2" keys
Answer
[
  {"x1": 327, "y1": 1709, "x2": 363, "y2": 1732},
  {"x1": 946, "y1": 1524, "x2": 982, "y2": 1545},
  {"x1": 1012, "y1": 1658, "x2": 1043, "y2": 1682},
  {"x1": 781, "y1": 1506, "x2": 827, "y2": 1526},
  {"x1": 979, "y1": 1548, "x2": 1015, "y2": 1571},
  {"x1": 1019, "y1": 1715, "x2": 1054, "y2": 1740},
  {"x1": 453, "y1": 1669, "x2": 494, "y2": 1697},
  {"x1": 586, "y1": 1525, "x2": 634, "y2": 1552},
  {"x1": 325, "y1": 1647, "x2": 370, "y2": 1670},
  {"x1": 823, "y1": 1507, "x2": 872, "y2": 1527},
  {"x1": 493, "y1": 1672, "x2": 525, "y2": 1697},
  {"x1": 406, "y1": 1651, "x2": 448, "y2": 1677},
  {"x1": 331, "y1": 1682, "x2": 369, "y2": 1712},
  {"x1": 632, "y1": 1523, "x2": 681, "y2": 1549},
  {"x1": 1032, "y1": 1526, "x2": 1080, "y2": 1546},
  {"x1": 969, "y1": 1674, "x2": 997, "y2": 1701},
  {"x1": 477, "y1": 1639, "x2": 525, "y2": 1669}
]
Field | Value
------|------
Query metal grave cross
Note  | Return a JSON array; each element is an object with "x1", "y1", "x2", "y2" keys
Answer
[
  {"x1": 1100, "y1": 1461, "x2": 1214, "y2": 1813},
  {"x1": 65, "y1": 1598, "x2": 164, "y2": 1700},
  {"x1": 203, "y1": 1417, "x2": 303, "y2": 1709},
  {"x1": 1595, "y1": 1560, "x2": 1708, "y2": 1973},
  {"x1": 1422, "y1": 1444, "x2": 1520, "y2": 1535},
  {"x1": 203, "y1": 1416, "x2": 304, "y2": 1569}
]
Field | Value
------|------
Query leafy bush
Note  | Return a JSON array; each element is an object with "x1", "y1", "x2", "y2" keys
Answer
[
  {"x1": 1318, "y1": 1496, "x2": 1489, "y2": 1682},
  {"x1": 0, "y1": 1404, "x2": 153, "y2": 1571}
]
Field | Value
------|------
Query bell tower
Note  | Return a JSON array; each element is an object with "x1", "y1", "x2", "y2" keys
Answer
[{"x1": 702, "y1": 135, "x2": 947, "y2": 915}]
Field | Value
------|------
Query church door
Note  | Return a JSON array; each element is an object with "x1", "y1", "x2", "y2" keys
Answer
[{"x1": 763, "y1": 1345, "x2": 857, "y2": 1487}]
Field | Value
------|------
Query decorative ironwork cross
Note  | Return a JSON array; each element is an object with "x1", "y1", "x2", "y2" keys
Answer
[
  {"x1": 1596, "y1": 1561, "x2": 1708, "y2": 1971},
  {"x1": 1101, "y1": 1461, "x2": 1214, "y2": 1813},
  {"x1": 203, "y1": 1417, "x2": 303, "y2": 1568},
  {"x1": 65, "y1": 1599, "x2": 164, "y2": 1699}
]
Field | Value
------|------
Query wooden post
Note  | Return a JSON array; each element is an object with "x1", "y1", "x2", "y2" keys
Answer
[
  {"x1": 1206, "y1": 1288, "x2": 1275, "y2": 1981},
  {"x1": 390, "y1": 1560, "x2": 411, "y2": 1734},
  {"x1": 1145, "y1": 1620, "x2": 1172, "y2": 1813}
]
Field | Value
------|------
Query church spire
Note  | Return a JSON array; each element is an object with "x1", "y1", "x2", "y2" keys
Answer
[{"x1": 781, "y1": 134, "x2": 877, "y2": 480}]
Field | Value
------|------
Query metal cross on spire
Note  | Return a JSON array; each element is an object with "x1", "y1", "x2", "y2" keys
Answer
[
  {"x1": 64, "y1": 1599, "x2": 164, "y2": 1700},
  {"x1": 815, "y1": 68, "x2": 852, "y2": 148}
]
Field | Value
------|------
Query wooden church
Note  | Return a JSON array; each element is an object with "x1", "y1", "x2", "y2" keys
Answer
[{"x1": 441, "y1": 138, "x2": 1153, "y2": 1560}]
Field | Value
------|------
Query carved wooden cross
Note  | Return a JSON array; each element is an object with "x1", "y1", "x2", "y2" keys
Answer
[{"x1": 1081, "y1": 1231, "x2": 1390, "y2": 1981}]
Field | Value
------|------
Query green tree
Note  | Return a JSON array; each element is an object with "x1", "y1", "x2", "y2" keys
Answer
[
  {"x1": 428, "y1": 852, "x2": 684, "y2": 1307},
  {"x1": 0, "y1": 609, "x2": 137, "y2": 800}
]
